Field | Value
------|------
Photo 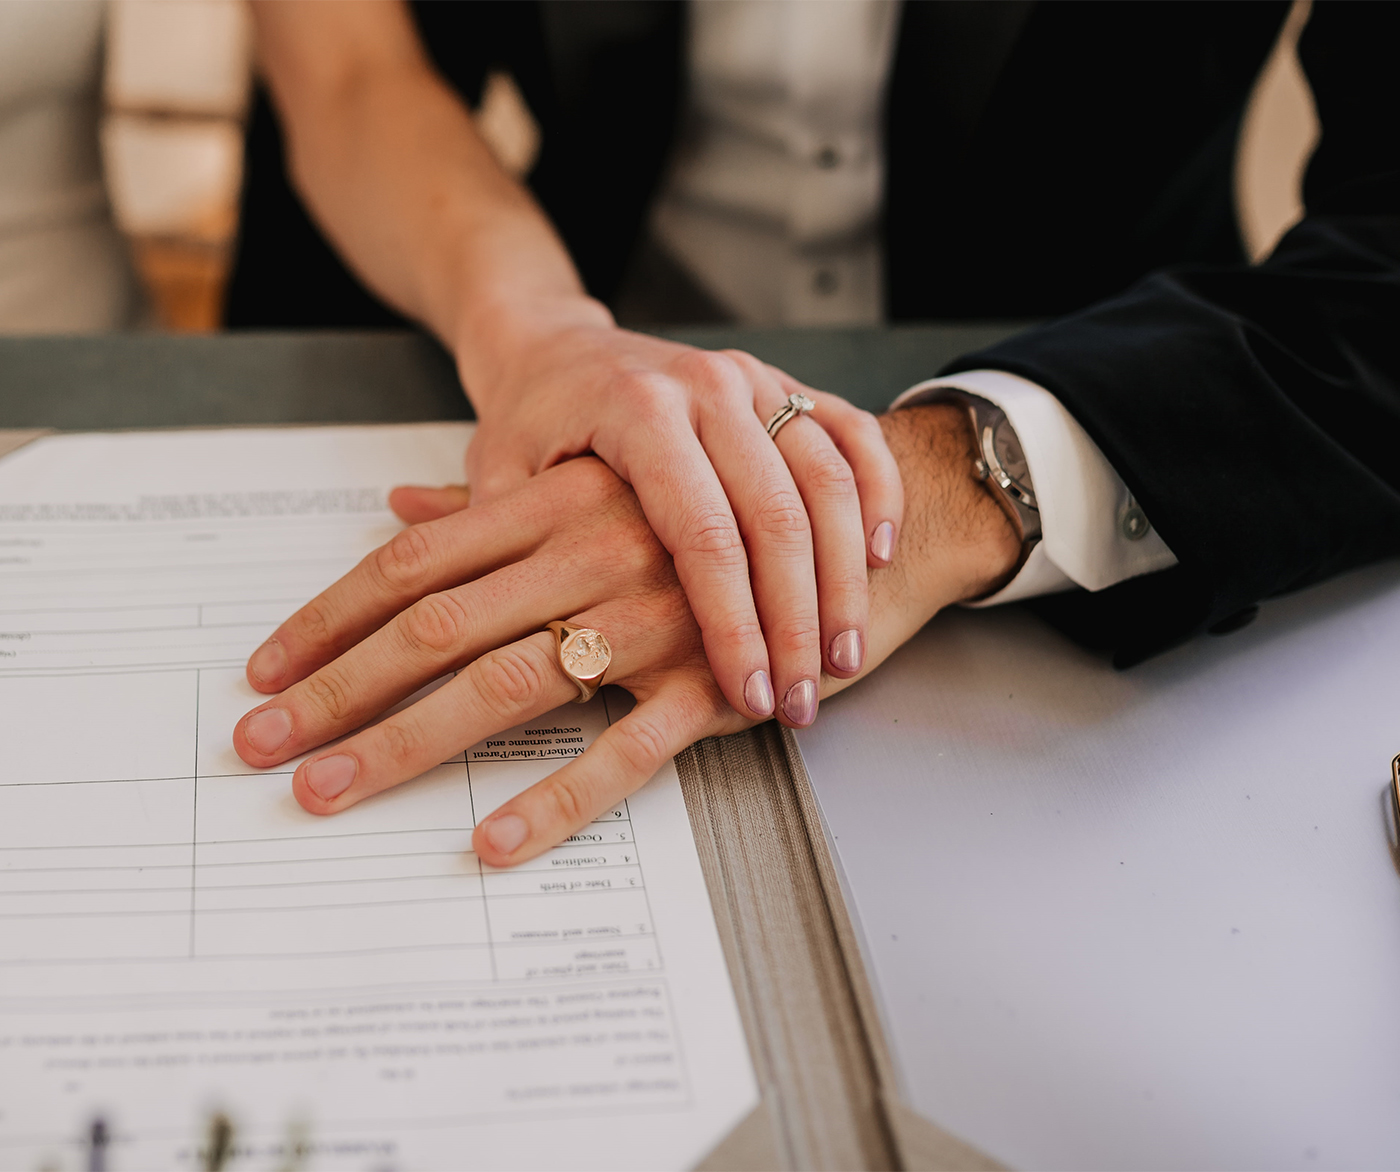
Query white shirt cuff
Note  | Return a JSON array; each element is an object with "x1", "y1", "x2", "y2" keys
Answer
[{"x1": 891, "y1": 369, "x2": 1179, "y2": 606}]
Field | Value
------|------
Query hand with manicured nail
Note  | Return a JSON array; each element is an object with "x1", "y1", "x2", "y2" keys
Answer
[
  {"x1": 233, "y1": 404, "x2": 1021, "y2": 869},
  {"x1": 247, "y1": 3, "x2": 899, "y2": 726},
  {"x1": 463, "y1": 329, "x2": 906, "y2": 723}
]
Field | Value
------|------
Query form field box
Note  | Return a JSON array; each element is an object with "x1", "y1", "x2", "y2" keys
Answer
[
  {"x1": 0, "y1": 673, "x2": 198, "y2": 784},
  {"x1": 493, "y1": 935, "x2": 662, "y2": 981},
  {"x1": 193, "y1": 898, "x2": 493, "y2": 957},
  {"x1": 0, "y1": 911, "x2": 191, "y2": 962},
  {"x1": 194, "y1": 872, "x2": 479, "y2": 913},
  {"x1": 486, "y1": 888, "x2": 653, "y2": 942}
]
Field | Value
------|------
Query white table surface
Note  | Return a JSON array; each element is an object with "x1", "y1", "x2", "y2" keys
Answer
[{"x1": 796, "y1": 562, "x2": 1400, "y2": 1170}]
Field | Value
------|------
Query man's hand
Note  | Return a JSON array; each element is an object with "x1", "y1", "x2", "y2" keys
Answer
[
  {"x1": 233, "y1": 404, "x2": 1016, "y2": 868},
  {"x1": 250, "y1": 0, "x2": 902, "y2": 730},
  {"x1": 460, "y1": 320, "x2": 904, "y2": 729}
]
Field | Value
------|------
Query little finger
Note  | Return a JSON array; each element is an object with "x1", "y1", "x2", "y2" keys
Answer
[
  {"x1": 763, "y1": 393, "x2": 869, "y2": 679},
  {"x1": 473, "y1": 680, "x2": 726, "y2": 866},
  {"x1": 691, "y1": 356, "x2": 822, "y2": 725},
  {"x1": 770, "y1": 370, "x2": 904, "y2": 567}
]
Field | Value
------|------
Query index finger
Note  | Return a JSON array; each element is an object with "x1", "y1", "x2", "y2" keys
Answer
[{"x1": 245, "y1": 488, "x2": 547, "y2": 693}]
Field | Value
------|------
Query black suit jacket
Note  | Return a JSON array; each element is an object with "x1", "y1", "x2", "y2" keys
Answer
[{"x1": 226, "y1": 0, "x2": 1400, "y2": 665}]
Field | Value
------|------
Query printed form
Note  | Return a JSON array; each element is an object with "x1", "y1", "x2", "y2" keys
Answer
[{"x1": 0, "y1": 426, "x2": 757, "y2": 1171}]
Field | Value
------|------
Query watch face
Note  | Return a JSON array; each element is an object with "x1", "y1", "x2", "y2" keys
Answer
[{"x1": 991, "y1": 415, "x2": 1034, "y2": 500}]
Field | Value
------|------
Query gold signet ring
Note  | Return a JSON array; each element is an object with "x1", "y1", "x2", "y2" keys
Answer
[
  {"x1": 546, "y1": 621, "x2": 613, "y2": 704},
  {"x1": 764, "y1": 392, "x2": 816, "y2": 440}
]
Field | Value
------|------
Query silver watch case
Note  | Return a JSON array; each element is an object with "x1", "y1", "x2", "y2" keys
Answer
[{"x1": 941, "y1": 392, "x2": 1042, "y2": 553}]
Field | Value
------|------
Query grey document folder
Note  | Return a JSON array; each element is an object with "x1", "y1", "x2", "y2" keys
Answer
[{"x1": 795, "y1": 563, "x2": 1400, "y2": 1170}]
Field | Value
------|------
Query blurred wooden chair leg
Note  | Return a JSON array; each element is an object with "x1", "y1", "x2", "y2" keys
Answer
[{"x1": 130, "y1": 238, "x2": 231, "y2": 333}]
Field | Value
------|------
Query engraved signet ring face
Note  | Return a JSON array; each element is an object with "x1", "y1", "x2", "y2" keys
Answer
[
  {"x1": 546, "y1": 621, "x2": 612, "y2": 704},
  {"x1": 764, "y1": 392, "x2": 816, "y2": 440}
]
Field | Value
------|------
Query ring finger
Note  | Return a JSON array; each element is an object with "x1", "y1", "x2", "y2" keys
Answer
[
  {"x1": 287, "y1": 595, "x2": 694, "y2": 817},
  {"x1": 694, "y1": 365, "x2": 823, "y2": 726},
  {"x1": 724, "y1": 353, "x2": 868, "y2": 681},
  {"x1": 755, "y1": 381, "x2": 869, "y2": 681}
]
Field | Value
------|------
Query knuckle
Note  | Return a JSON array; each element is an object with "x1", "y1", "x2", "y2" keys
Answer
[
  {"x1": 294, "y1": 597, "x2": 334, "y2": 647},
  {"x1": 725, "y1": 615, "x2": 766, "y2": 647},
  {"x1": 611, "y1": 714, "x2": 672, "y2": 777},
  {"x1": 614, "y1": 370, "x2": 675, "y2": 420},
  {"x1": 399, "y1": 591, "x2": 473, "y2": 657},
  {"x1": 377, "y1": 719, "x2": 423, "y2": 768},
  {"x1": 751, "y1": 494, "x2": 812, "y2": 549},
  {"x1": 681, "y1": 510, "x2": 749, "y2": 566},
  {"x1": 543, "y1": 773, "x2": 594, "y2": 830},
  {"x1": 373, "y1": 524, "x2": 436, "y2": 589},
  {"x1": 802, "y1": 446, "x2": 857, "y2": 499},
  {"x1": 717, "y1": 347, "x2": 760, "y2": 374},
  {"x1": 853, "y1": 406, "x2": 883, "y2": 435},
  {"x1": 302, "y1": 668, "x2": 353, "y2": 724},
  {"x1": 856, "y1": 410, "x2": 894, "y2": 456},
  {"x1": 673, "y1": 348, "x2": 739, "y2": 392},
  {"x1": 771, "y1": 613, "x2": 822, "y2": 654},
  {"x1": 473, "y1": 643, "x2": 554, "y2": 720},
  {"x1": 476, "y1": 468, "x2": 519, "y2": 501}
]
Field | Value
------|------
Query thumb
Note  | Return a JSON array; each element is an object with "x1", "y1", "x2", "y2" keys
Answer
[{"x1": 387, "y1": 484, "x2": 472, "y2": 524}]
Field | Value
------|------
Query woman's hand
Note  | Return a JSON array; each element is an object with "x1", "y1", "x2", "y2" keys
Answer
[
  {"x1": 232, "y1": 405, "x2": 1017, "y2": 868},
  {"x1": 459, "y1": 315, "x2": 904, "y2": 730},
  {"x1": 250, "y1": 2, "x2": 900, "y2": 729}
]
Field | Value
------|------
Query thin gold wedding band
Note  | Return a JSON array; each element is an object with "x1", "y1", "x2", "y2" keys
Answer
[
  {"x1": 765, "y1": 392, "x2": 816, "y2": 440},
  {"x1": 546, "y1": 621, "x2": 613, "y2": 704}
]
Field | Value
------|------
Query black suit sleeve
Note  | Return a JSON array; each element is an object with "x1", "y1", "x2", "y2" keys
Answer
[{"x1": 940, "y1": 1, "x2": 1400, "y2": 666}]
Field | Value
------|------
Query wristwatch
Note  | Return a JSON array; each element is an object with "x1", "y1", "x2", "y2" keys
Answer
[{"x1": 939, "y1": 391, "x2": 1042, "y2": 573}]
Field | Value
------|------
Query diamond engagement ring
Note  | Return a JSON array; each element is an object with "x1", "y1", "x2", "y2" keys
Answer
[
  {"x1": 546, "y1": 621, "x2": 613, "y2": 703},
  {"x1": 764, "y1": 392, "x2": 816, "y2": 439}
]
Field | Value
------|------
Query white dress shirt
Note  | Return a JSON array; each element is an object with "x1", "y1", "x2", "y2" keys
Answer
[
  {"x1": 893, "y1": 371, "x2": 1178, "y2": 605},
  {"x1": 655, "y1": 0, "x2": 1179, "y2": 602}
]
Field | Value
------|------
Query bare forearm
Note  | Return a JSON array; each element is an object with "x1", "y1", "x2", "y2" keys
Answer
[{"x1": 250, "y1": 1, "x2": 610, "y2": 404}]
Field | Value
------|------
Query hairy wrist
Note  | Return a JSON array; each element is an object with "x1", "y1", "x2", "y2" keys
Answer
[{"x1": 877, "y1": 403, "x2": 1022, "y2": 617}]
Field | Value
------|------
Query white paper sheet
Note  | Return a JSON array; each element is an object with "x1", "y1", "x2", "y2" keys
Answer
[
  {"x1": 795, "y1": 565, "x2": 1400, "y2": 1170},
  {"x1": 0, "y1": 426, "x2": 757, "y2": 1171}
]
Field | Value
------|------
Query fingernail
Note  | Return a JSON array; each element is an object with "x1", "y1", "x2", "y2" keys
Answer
[
  {"x1": 744, "y1": 670, "x2": 775, "y2": 717},
  {"x1": 871, "y1": 520, "x2": 896, "y2": 564},
  {"x1": 830, "y1": 629, "x2": 864, "y2": 674},
  {"x1": 782, "y1": 678, "x2": 818, "y2": 727},
  {"x1": 304, "y1": 754, "x2": 356, "y2": 801},
  {"x1": 483, "y1": 813, "x2": 529, "y2": 855},
  {"x1": 244, "y1": 707, "x2": 293, "y2": 756},
  {"x1": 249, "y1": 638, "x2": 288, "y2": 685}
]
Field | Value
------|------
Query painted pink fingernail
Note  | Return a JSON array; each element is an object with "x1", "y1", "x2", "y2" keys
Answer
[
  {"x1": 871, "y1": 521, "x2": 896, "y2": 564},
  {"x1": 484, "y1": 813, "x2": 529, "y2": 855},
  {"x1": 304, "y1": 754, "x2": 356, "y2": 801},
  {"x1": 830, "y1": 629, "x2": 864, "y2": 674},
  {"x1": 782, "y1": 679, "x2": 818, "y2": 727},
  {"x1": 244, "y1": 707, "x2": 292, "y2": 756},
  {"x1": 744, "y1": 670, "x2": 775, "y2": 717},
  {"x1": 249, "y1": 638, "x2": 288, "y2": 685}
]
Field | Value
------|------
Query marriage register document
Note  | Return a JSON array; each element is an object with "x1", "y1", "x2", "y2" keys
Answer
[{"x1": 0, "y1": 426, "x2": 757, "y2": 1171}]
